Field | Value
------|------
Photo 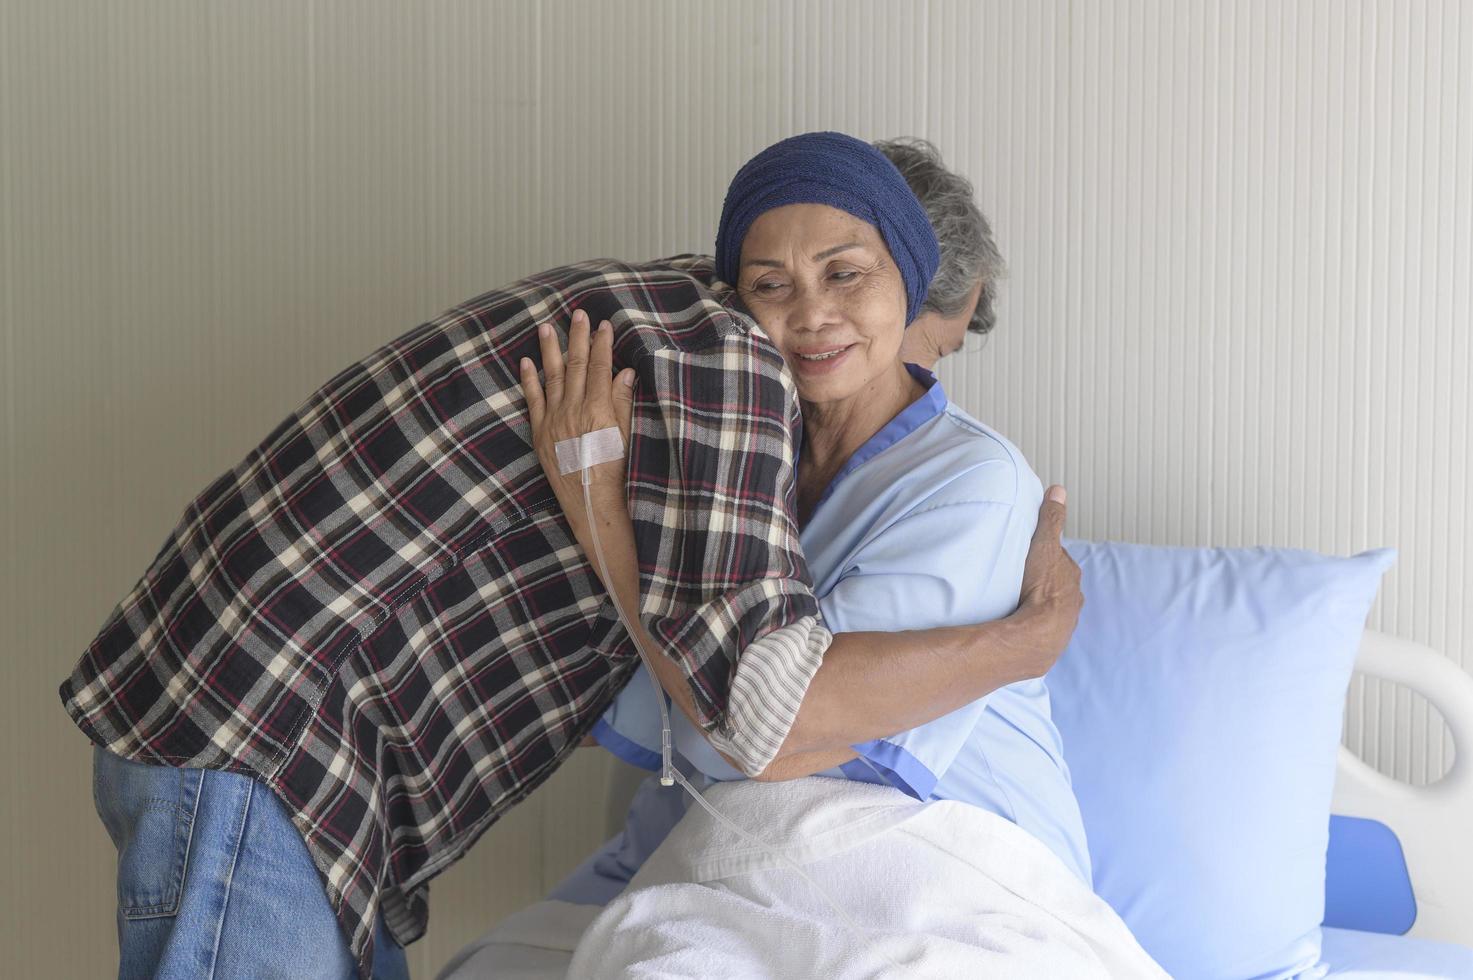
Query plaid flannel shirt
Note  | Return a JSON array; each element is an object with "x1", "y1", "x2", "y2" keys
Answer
[{"x1": 60, "y1": 255, "x2": 831, "y2": 977}]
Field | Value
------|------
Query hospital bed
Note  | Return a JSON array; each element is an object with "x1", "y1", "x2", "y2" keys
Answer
[
  {"x1": 1317, "y1": 631, "x2": 1473, "y2": 974},
  {"x1": 439, "y1": 631, "x2": 1473, "y2": 978}
]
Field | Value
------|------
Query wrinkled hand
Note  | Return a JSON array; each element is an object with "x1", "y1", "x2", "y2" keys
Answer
[
  {"x1": 1013, "y1": 485, "x2": 1084, "y2": 677},
  {"x1": 519, "y1": 309, "x2": 637, "y2": 547}
]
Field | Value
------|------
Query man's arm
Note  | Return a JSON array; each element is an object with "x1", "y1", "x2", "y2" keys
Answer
[
  {"x1": 578, "y1": 575, "x2": 1073, "y2": 769},
  {"x1": 768, "y1": 487, "x2": 1079, "y2": 769},
  {"x1": 575, "y1": 473, "x2": 1078, "y2": 778}
]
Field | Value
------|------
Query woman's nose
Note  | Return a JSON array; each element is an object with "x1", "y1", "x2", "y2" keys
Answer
[{"x1": 787, "y1": 285, "x2": 837, "y2": 333}]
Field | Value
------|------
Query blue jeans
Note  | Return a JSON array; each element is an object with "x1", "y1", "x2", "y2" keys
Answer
[{"x1": 92, "y1": 746, "x2": 411, "y2": 979}]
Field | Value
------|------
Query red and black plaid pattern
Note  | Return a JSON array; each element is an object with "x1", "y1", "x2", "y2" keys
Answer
[{"x1": 60, "y1": 256, "x2": 831, "y2": 977}]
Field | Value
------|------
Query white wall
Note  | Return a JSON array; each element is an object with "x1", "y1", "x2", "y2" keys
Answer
[{"x1": 2, "y1": 1, "x2": 1468, "y2": 975}]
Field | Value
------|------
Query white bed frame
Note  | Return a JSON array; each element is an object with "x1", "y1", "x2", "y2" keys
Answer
[{"x1": 1333, "y1": 630, "x2": 1473, "y2": 946}]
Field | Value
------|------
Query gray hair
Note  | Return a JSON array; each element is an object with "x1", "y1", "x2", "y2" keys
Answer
[{"x1": 873, "y1": 138, "x2": 1006, "y2": 336}]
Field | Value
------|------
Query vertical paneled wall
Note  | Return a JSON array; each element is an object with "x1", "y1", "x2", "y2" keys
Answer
[{"x1": 2, "y1": 1, "x2": 1467, "y2": 975}]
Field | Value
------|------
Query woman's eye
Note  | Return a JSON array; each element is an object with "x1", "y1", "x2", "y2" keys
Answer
[
  {"x1": 830, "y1": 270, "x2": 858, "y2": 282},
  {"x1": 754, "y1": 281, "x2": 785, "y2": 293}
]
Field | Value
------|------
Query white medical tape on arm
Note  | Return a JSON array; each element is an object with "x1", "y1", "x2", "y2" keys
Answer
[{"x1": 554, "y1": 426, "x2": 625, "y2": 475}]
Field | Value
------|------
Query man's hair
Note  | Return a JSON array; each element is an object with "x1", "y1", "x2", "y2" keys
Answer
[{"x1": 874, "y1": 138, "x2": 1006, "y2": 336}]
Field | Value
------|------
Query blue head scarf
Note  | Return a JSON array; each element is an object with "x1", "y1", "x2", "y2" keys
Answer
[{"x1": 715, "y1": 131, "x2": 940, "y2": 326}]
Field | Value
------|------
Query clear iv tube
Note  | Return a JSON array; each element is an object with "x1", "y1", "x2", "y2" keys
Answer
[
  {"x1": 579, "y1": 469, "x2": 907, "y2": 972},
  {"x1": 580, "y1": 466, "x2": 675, "y2": 785}
]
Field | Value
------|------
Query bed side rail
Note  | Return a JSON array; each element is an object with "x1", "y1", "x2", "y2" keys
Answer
[{"x1": 1331, "y1": 630, "x2": 1473, "y2": 945}]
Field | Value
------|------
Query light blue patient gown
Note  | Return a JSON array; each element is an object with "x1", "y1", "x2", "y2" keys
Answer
[{"x1": 553, "y1": 364, "x2": 1091, "y2": 904}]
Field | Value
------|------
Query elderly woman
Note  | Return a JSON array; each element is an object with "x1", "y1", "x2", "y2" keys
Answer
[
  {"x1": 527, "y1": 131, "x2": 1086, "y2": 871},
  {"x1": 497, "y1": 135, "x2": 1047, "y2": 918},
  {"x1": 512, "y1": 134, "x2": 1145, "y2": 976}
]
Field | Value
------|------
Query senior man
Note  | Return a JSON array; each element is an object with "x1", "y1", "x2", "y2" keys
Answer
[
  {"x1": 882, "y1": 137, "x2": 1007, "y2": 369},
  {"x1": 63, "y1": 136, "x2": 1068, "y2": 980}
]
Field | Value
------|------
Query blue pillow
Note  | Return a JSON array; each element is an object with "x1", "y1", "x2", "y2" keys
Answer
[{"x1": 1048, "y1": 540, "x2": 1395, "y2": 980}]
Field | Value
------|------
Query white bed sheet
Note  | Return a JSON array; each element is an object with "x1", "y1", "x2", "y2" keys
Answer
[
  {"x1": 437, "y1": 908, "x2": 1473, "y2": 979},
  {"x1": 1320, "y1": 927, "x2": 1473, "y2": 978}
]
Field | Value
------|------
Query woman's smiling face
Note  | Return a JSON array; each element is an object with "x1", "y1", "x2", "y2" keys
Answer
[{"x1": 737, "y1": 203, "x2": 909, "y2": 407}]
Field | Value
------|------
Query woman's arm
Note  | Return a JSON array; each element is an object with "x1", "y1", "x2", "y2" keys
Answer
[{"x1": 520, "y1": 313, "x2": 1081, "y2": 778}]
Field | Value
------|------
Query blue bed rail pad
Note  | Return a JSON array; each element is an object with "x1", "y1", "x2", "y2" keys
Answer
[{"x1": 1323, "y1": 814, "x2": 1417, "y2": 935}]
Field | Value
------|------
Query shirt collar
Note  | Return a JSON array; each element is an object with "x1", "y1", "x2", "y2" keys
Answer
[{"x1": 806, "y1": 362, "x2": 948, "y2": 515}]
